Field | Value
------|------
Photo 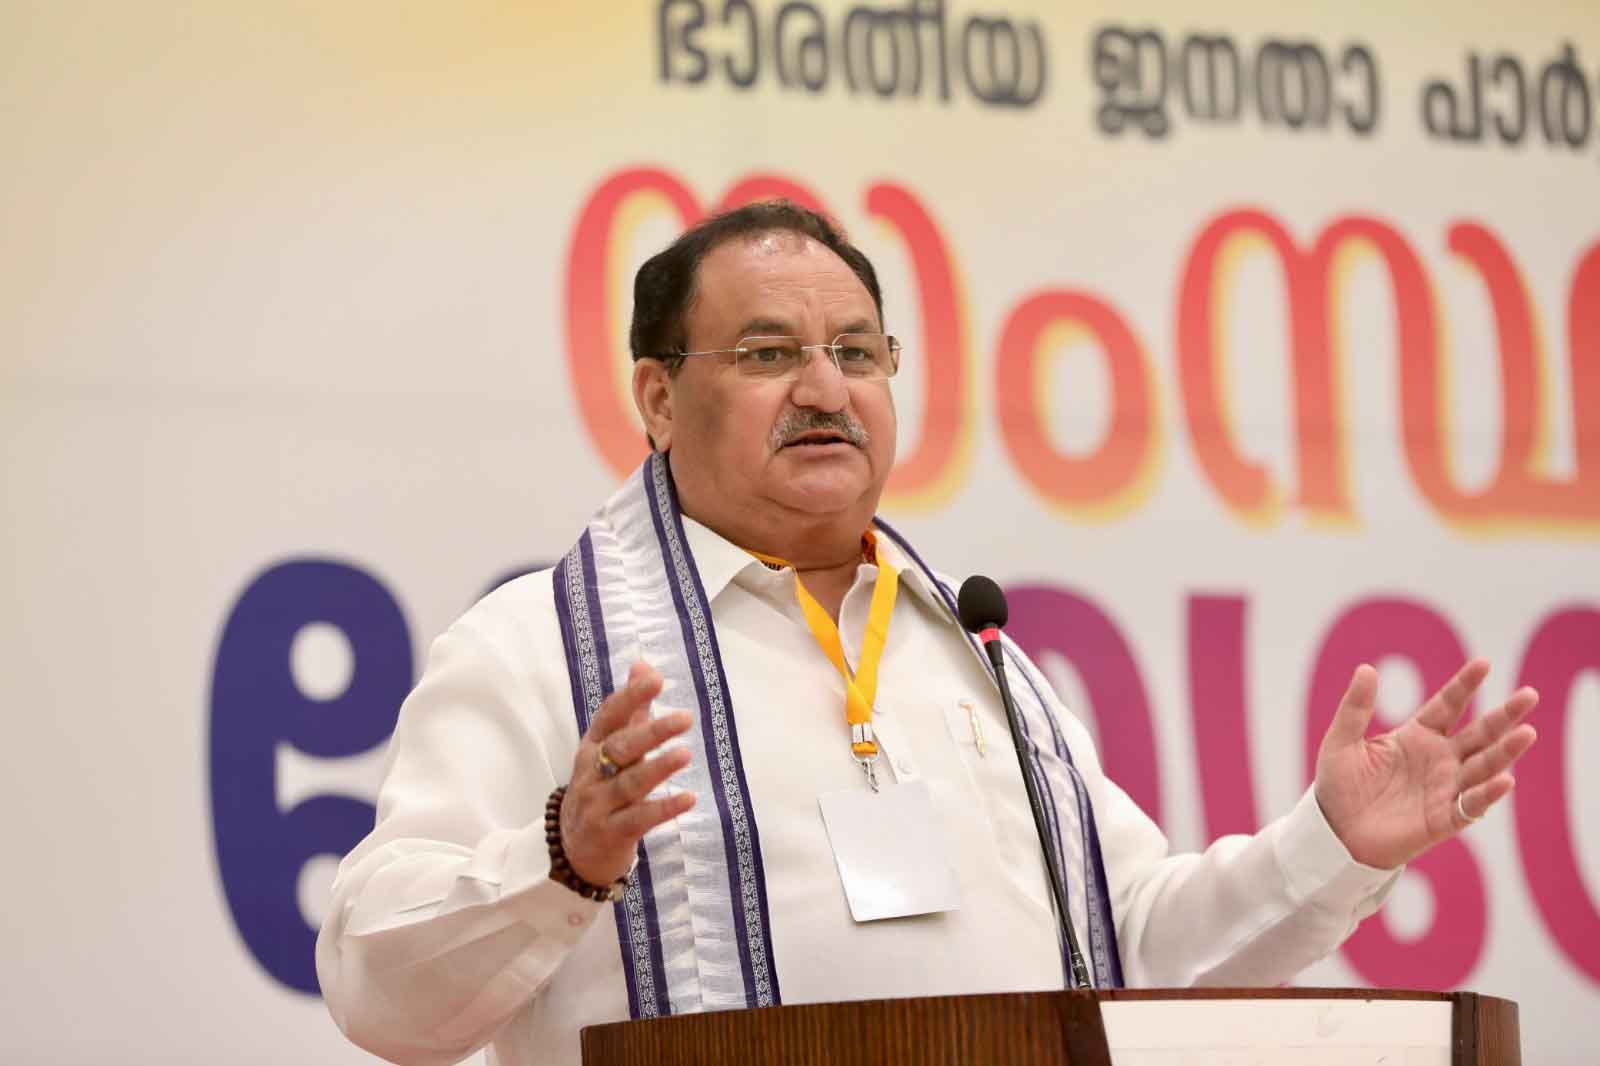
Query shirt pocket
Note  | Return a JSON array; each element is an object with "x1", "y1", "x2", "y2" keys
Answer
[
  {"x1": 939, "y1": 693, "x2": 1056, "y2": 888},
  {"x1": 939, "y1": 695, "x2": 1007, "y2": 835}
]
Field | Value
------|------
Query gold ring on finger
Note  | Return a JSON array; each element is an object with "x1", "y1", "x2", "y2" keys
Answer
[
  {"x1": 1455, "y1": 792, "x2": 1480, "y2": 824},
  {"x1": 596, "y1": 742, "x2": 623, "y2": 779}
]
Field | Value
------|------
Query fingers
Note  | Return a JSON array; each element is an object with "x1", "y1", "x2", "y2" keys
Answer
[
  {"x1": 1458, "y1": 720, "x2": 1538, "y2": 792},
  {"x1": 1456, "y1": 771, "x2": 1516, "y2": 824},
  {"x1": 1453, "y1": 686, "x2": 1538, "y2": 825},
  {"x1": 591, "y1": 711, "x2": 694, "y2": 815},
  {"x1": 606, "y1": 740, "x2": 692, "y2": 809},
  {"x1": 587, "y1": 662, "x2": 662, "y2": 743},
  {"x1": 1323, "y1": 664, "x2": 1379, "y2": 751},
  {"x1": 1414, "y1": 658, "x2": 1490, "y2": 735},
  {"x1": 1451, "y1": 686, "x2": 1539, "y2": 755},
  {"x1": 559, "y1": 764, "x2": 695, "y2": 884},
  {"x1": 602, "y1": 708, "x2": 694, "y2": 769},
  {"x1": 609, "y1": 790, "x2": 697, "y2": 839}
]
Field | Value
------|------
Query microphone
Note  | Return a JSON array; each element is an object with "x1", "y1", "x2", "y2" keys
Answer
[{"x1": 957, "y1": 576, "x2": 1093, "y2": 990}]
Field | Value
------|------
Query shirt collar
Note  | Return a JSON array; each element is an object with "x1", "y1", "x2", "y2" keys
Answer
[
  {"x1": 679, "y1": 514, "x2": 767, "y2": 602},
  {"x1": 677, "y1": 514, "x2": 952, "y2": 617},
  {"x1": 868, "y1": 531, "x2": 949, "y2": 615}
]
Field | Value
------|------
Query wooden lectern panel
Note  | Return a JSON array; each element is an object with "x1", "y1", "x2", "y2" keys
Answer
[
  {"x1": 1453, "y1": 992, "x2": 1522, "y2": 1066},
  {"x1": 580, "y1": 988, "x2": 1519, "y2": 1066},
  {"x1": 581, "y1": 990, "x2": 1111, "y2": 1066}
]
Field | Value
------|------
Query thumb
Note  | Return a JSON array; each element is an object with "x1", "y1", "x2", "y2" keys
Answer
[{"x1": 1324, "y1": 664, "x2": 1379, "y2": 753}]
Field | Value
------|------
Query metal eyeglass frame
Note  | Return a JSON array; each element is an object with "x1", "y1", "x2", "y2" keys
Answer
[{"x1": 662, "y1": 334, "x2": 902, "y2": 379}]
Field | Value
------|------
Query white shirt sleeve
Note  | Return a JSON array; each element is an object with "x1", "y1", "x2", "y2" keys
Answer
[
  {"x1": 1050, "y1": 697, "x2": 1400, "y2": 987},
  {"x1": 315, "y1": 616, "x2": 601, "y2": 1066}
]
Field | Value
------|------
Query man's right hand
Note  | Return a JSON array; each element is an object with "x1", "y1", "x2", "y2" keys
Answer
[{"x1": 559, "y1": 661, "x2": 697, "y2": 886}]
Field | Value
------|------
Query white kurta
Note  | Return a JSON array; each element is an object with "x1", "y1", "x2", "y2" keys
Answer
[{"x1": 316, "y1": 518, "x2": 1396, "y2": 1066}]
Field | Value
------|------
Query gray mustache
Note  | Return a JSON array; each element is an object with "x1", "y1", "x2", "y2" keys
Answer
[{"x1": 771, "y1": 409, "x2": 870, "y2": 450}]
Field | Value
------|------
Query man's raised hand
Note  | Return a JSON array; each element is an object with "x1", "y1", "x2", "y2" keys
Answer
[
  {"x1": 560, "y1": 662, "x2": 696, "y2": 886},
  {"x1": 1313, "y1": 658, "x2": 1538, "y2": 871}
]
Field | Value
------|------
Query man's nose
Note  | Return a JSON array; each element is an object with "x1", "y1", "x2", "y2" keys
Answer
[{"x1": 788, "y1": 347, "x2": 848, "y2": 411}]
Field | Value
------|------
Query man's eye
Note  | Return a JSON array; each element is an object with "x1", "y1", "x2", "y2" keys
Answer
[
  {"x1": 748, "y1": 347, "x2": 792, "y2": 364},
  {"x1": 838, "y1": 347, "x2": 871, "y2": 363}
]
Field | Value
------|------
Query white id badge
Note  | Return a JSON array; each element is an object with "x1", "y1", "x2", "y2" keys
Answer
[{"x1": 817, "y1": 779, "x2": 961, "y2": 922}]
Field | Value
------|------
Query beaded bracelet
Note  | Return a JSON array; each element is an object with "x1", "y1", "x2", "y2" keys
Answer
[{"x1": 545, "y1": 785, "x2": 628, "y2": 902}]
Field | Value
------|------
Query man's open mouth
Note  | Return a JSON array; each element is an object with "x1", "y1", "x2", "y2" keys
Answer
[{"x1": 784, "y1": 430, "x2": 852, "y2": 447}]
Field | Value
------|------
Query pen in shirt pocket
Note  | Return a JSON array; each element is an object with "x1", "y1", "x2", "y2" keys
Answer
[{"x1": 959, "y1": 698, "x2": 986, "y2": 757}]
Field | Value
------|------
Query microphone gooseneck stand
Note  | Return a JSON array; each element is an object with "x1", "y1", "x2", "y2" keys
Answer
[{"x1": 959, "y1": 576, "x2": 1093, "y2": 990}]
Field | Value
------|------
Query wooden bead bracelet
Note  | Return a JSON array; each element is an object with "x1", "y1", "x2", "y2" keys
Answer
[{"x1": 545, "y1": 785, "x2": 628, "y2": 902}]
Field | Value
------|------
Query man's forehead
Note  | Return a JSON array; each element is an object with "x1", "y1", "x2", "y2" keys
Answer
[
  {"x1": 691, "y1": 230, "x2": 876, "y2": 322},
  {"x1": 744, "y1": 229, "x2": 809, "y2": 257},
  {"x1": 703, "y1": 229, "x2": 858, "y2": 280}
]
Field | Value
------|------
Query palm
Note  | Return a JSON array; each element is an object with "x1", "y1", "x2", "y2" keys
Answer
[{"x1": 1313, "y1": 660, "x2": 1538, "y2": 870}]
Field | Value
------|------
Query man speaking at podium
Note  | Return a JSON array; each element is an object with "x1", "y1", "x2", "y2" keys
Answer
[{"x1": 316, "y1": 202, "x2": 1538, "y2": 1066}]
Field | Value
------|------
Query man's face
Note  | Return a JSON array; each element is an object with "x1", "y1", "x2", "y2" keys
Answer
[{"x1": 635, "y1": 231, "x2": 897, "y2": 545}]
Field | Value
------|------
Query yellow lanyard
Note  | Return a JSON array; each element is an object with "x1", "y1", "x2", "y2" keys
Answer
[{"x1": 751, "y1": 532, "x2": 899, "y2": 788}]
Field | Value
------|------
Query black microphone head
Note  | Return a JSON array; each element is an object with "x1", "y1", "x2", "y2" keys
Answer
[{"x1": 957, "y1": 575, "x2": 1008, "y2": 632}]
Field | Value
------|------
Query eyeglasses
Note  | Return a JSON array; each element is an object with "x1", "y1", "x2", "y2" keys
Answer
[{"x1": 666, "y1": 334, "x2": 902, "y2": 381}]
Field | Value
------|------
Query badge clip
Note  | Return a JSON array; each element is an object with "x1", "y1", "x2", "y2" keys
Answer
[
  {"x1": 851, "y1": 723, "x2": 881, "y2": 792},
  {"x1": 855, "y1": 753, "x2": 880, "y2": 792}
]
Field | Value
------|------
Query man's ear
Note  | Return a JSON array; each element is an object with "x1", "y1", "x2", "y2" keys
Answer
[{"x1": 633, "y1": 359, "x2": 674, "y2": 452}]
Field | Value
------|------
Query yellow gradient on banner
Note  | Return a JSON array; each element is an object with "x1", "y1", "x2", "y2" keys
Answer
[
  {"x1": 267, "y1": 1, "x2": 640, "y2": 104},
  {"x1": 4, "y1": 8, "x2": 1600, "y2": 1066}
]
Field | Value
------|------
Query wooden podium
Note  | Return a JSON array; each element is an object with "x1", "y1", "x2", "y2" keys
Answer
[{"x1": 582, "y1": 988, "x2": 1518, "y2": 1065}]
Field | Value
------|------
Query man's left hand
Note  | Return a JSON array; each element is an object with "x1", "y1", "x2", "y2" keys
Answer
[{"x1": 1314, "y1": 659, "x2": 1538, "y2": 871}]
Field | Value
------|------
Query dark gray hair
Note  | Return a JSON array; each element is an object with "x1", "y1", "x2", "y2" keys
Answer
[{"x1": 628, "y1": 200, "x2": 885, "y2": 363}]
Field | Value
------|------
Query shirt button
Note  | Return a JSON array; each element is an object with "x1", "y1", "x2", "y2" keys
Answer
[
  {"x1": 568, "y1": 913, "x2": 585, "y2": 928},
  {"x1": 895, "y1": 756, "x2": 914, "y2": 775}
]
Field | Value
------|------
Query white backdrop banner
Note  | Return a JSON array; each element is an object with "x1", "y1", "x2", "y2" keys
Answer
[{"x1": 3, "y1": 2, "x2": 1597, "y2": 1063}]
